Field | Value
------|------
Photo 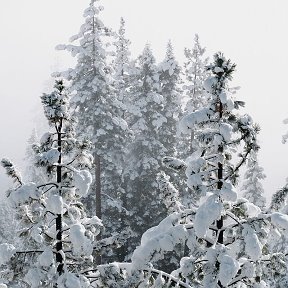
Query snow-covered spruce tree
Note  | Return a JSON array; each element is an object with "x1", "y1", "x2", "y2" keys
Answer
[
  {"x1": 55, "y1": 0, "x2": 131, "y2": 261},
  {"x1": 123, "y1": 44, "x2": 168, "y2": 254},
  {"x1": 171, "y1": 35, "x2": 210, "y2": 207},
  {"x1": 183, "y1": 34, "x2": 210, "y2": 114},
  {"x1": 158, "y1": 40, "x2": 182, "y2": 159},
  {"x1": 108, "y1": 17, "x2": 136, "y2": 261},
  {"x1": 125, "y1": 53, "x2": 288, "y2": 287},
  {"x1": 181, "y1": 35, "x2": 210, "y2": 158},
  {"x1": 0, "y1": 80, "x2": 103, "y2": 287},
  {"x1": 241, "y1": 150, "x2": 266, "y2": 209}
]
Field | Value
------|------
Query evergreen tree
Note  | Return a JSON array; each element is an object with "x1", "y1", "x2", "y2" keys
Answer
[
  {"x1": 56, "y1": 0, "x2": 131, "y2": 262},
  {"x1": 126, "y1": 53, "x2": 288, "y2": 287},
  {"x1": 183, "y1": 34, "x2": 210, "y2": 114},
  {"x1": 158, "y1": 40, "x2": 182, "y2": 158},
  {"x1": 241, "y1": 151, "x2": 266, "y2": 209},
  {"x1": 0, "y1": 80, "x2": 103, "y2": 287},
  {"x1": 123, "y1": 44, "x2": 167, "y2": 255}
]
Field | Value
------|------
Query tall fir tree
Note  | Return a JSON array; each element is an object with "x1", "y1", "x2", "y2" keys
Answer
[
  {"x1": 183, "y1": 34, "x2": 210, "y2": 114},
  {"x1": 241, "y1": 150, "x2": 266, "y2": 209},
  {"x1": 158, "y1": 40, "x2": 182, "y2": 158},
  {"x1": 123, "y1": 44, "x2": 167, "y2": 255},
  {"x1": 55, "y1": 0, "x2": 131, "y2": 262},
  {"x1": 0, "y1": 80, "x2": 103, "y2": 287},
  {"x1": 177, "y1": 35, "x2": 210, "y2": 207}
]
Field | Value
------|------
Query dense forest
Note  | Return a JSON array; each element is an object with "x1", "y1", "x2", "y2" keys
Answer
[{"x1": 1, "y1": 1, "x2": 288, "y2": 287}]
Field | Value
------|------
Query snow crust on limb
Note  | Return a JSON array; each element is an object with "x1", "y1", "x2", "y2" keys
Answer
[
  {"x1": 242, "y1": 224, "x2": 262, "y2": 261},
  {"x1": 57, "y1": 272, "x2": 90, "y2": 288},
  {"x1": 194, "y1": 194, "x2": 222, "y2": 238},
  {"x1": 271, "y1": 212, "x2": 288, "y2": 230},
  {"x1": 9, "y1": 182, "x2": 41, "y2": 206},
  {"x1": 218, "y1": 254, "x2": 240, "y2": 286},
  {"x1": 70, "y1": 223, "x2": 93, "y2": 257},
  {"x1": 131, "y1": 212, "x2": 188, "y2": 270},
  {"x1": 46, "y1": 194, "x2": 63, "y2": 214},
  {"x1": 73, "y1": 169, "x2": 93, "y2": 197},
  {"x1": 0, "y1": 243, "x2": 16, "y2": 265},
  {"x1": 37, "y1": 248, "x2": 54, "y2": 267}
]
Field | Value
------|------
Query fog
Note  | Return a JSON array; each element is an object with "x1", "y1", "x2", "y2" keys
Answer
[{"x1": 1, "y1": 0, "x2": 288, "y2": 202}]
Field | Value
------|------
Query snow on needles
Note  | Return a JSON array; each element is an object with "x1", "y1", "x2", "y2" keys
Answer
[
  {"x1": 73, "y1": 169, "x2": 93, "y2": 197},
  {"x1": 271, "y1": 212, "x2": 288, "y2": 230},
  {"x1": 70, "y1": 223, "x2": 93, "y2": 257},
  {"x1": 0, "y1": 243, "x2": 16, "y2": 265},
  {"x1": 194, "y1": 194, "x2": 222, "y2": 238}
]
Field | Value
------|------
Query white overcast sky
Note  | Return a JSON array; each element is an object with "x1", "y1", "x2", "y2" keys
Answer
[{"x1": 1, "y1": 0, "x2": 288, "y2": 202}]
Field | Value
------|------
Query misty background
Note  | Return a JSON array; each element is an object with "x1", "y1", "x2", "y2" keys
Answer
[{"x1": 1, "y1": 0, "x2": 288, "y2": 202}]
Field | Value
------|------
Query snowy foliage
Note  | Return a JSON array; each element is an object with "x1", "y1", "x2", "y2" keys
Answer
[
  {"x1": 56, "y1": 2, "x2": 132, "y2": 263},
  {"x1": 241, "y1": 151, "x2": 266, "y2": 208},
  {"x1": 122, "y1": 44, "x2": 168, "y2": 255},
  {"x1": 0, "y1": 81, "x2": 105, "y2": 287},
  {"x1": 122, "y1": 53, "x2": 288, "y2": 287}
]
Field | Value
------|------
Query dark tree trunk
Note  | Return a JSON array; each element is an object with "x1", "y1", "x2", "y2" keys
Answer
[
  {"x1": 56, "y1": 119, "x2": 64, "y2": 275},
  {"x1": 216, "y1": 100, "x2": 224, "y2": 288},
  {"x1": 94, "y1": 153, "x2": 102, "y2": 265}
]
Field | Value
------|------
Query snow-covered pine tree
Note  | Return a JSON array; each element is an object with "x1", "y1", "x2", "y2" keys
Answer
[
  {"x1": 125, "y1": 53, "x2": 288, "y2": 287},
  {"x1": 0, "y1": 80, "x2": 103, "y2": 287},
  {"x1": 175, "y1": 35, "x2": 210, "y2": 207},
  {"x1": 123, "y1": 44, "x2": 167, "y2": 255},
  {"x1": 107, "y1": 17, "x2": 136, "y2": 261},
  {"x1": 183, "y1": 34, "x2": 210, "y2": 114},
  {"x1": 241, "y1": 150, "x2": 266, "y2": 209},
  {"x1": 158, "y1": 40, "x2": 182, "y2": 159},
  {"x1": 55, "y1": 0, "x2": 131, "y2": 262}
]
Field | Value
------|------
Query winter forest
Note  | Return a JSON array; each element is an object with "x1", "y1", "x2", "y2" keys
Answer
[{"x1": 1, "y1": 0, "x2": 288, "y2": 287}]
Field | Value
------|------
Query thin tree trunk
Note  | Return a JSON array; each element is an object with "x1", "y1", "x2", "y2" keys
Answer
[
  {"x1": 56, "y1": 119, "x2": 64, "y2": 275},
  {"x1": 216, "y1": 101, "x2": 224, "y2": 288},
  {"x1": 94, "y1": 152, "x2": 102, "y2": 265}
]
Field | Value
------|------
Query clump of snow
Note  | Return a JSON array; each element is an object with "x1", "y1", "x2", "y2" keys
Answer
[
  {"x1": 242, "y1": 225, "x2": 262, "y2": 261},
  {"x1": 38, "y1": 248, "x2": 54, "y2": 267},
  {"x1": 187, "y1": 174, "x2": 203, "y2": 189},
  {"x1": 74, "y1": 170, "x2": 93, "y2": 197},
  {"x1": 40, "y1": 132, "x2": 53, "y2": 145},
  {"x1": 203, "y1": 76, "x2": 217, "y2": 93},
  {"x1": 194, "y1": 194, "x2": 222, "y2": 238},
  {"x1": 219, "y1": 123, "x2": 233, "y2": 142},
  {"x1": 40, "y1": 148, "x2": 60, "y2": 164},
  {"x1": 220, "y1": 182, "x2": 237, "y2": 202},
  {"x1": 57, "y1": 272, "x2": 83, "y2": 288},
  {"x1": 131, "y1": 213, "x2": 188, "y2": 269},
  {"x1": 46, "y1": 194, "x2": 63, "y2": 215},
  {"x1": 271, "y1": 212, "x2": 288, "y2": 230},
  {"x1": 0, "y1": 284, "x2": 8, "y2": 288},
  {"x1": 214, "y1": 67, "x2": 224, "y2": 73},
  {"x1": 70, "y1": 223, "x2": 93, "y2": 257},
  {"x1": 0, "y1": 243, "x2": 16, "y2": 265},
  {"x1": 9, "y1": 182, "x2": 41, "y2": 205},
  {"x1": 218, "y1": 254, "x2": 239, "y2": 286},
  {"x1": 82, "y1": 215, "x2": 102, "y2": 226},
  {"x1": 162, "y1": 157, "x2": 186, "y2": 171},
  {"x1": 31, "y1": 227, "x2": 44, "y2": 243},
  {"x1": 179, "y1": 108, "x2": 212, "y2": 134},
  {"x1": 24, "y1": 268, "x2": 42, "y2": 288},
  {"x1": 243, "y1": 201, "x2": 261, "y2": 217}
]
